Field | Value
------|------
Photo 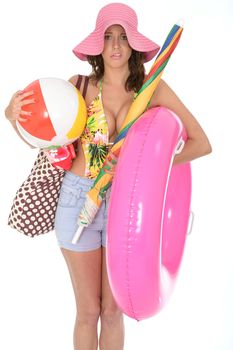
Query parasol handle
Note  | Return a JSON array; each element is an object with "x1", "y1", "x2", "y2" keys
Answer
[{"x1": 71, "y1": 226, "x2": 84, "y2": 244}]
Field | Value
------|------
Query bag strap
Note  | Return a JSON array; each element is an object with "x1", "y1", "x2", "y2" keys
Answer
[
  {"x1": 75, "y1": 75, "x2": 89, "y2": 99},
  {"x1": 75, "y1": 75, "x2": 83, "y2": 90},
  {"x1": 83, "y1": 76, "x2": 89, "y2": 99}
]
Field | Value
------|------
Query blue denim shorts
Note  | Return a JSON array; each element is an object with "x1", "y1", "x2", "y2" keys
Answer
[{"x1": 54, "y1": 171, "x2": 110, "y2": 252}]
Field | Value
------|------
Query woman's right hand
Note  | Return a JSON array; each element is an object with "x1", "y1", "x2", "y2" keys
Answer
[{"x1": 5, "y1": 90, "x2": 35, "y2": 123}]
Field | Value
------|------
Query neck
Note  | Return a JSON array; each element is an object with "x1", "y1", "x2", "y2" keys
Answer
[{"x1": 102, "y1": 66, "x2": 130, "y2": 87}]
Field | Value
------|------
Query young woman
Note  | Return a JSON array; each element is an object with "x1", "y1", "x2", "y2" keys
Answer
[{"x1": 5, "y1": 3, "x2": 212, "y2": 350}]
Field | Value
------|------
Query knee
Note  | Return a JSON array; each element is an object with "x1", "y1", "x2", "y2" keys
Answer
[
  {"x1": 77, "y1": 305, "x2": 101, "y2": 327},
  {"x1": 100, "y1": 305, "x2": 123, "y2": 327}
]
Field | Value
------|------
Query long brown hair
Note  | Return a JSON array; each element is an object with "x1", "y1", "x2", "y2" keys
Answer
[{"x1": 87, "y1": 50, "x2": 145, "y2": 92}]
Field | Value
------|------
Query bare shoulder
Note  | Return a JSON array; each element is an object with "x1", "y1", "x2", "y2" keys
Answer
[
  {"x1": 68, "y1": 75, "x2": 79, "y2": 86},
  {"x1": 150, "y1": 79, "x2": 209, "y2": 141},
  {"x1": 150, "y1": 79, "x2": 191, "y2": 121},
  {"x1": 151, "y1": 79, "x2": 182, "y2": 107},
  {"x1": 68, "y1": 74, "x2": 99, "y2": 104},
  {"x1": 68, "y1": 74, "x2": 90, "y2": 94}
]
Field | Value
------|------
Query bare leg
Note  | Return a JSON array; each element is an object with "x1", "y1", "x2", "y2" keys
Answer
[
  {"x1": 99, "y1": 247, "x2": 125, "y2": 350},
  {"x1": 61, "y1": 247, "x2": 102, "y2": 350}
]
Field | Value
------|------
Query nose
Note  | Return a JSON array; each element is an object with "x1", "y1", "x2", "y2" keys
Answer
[{"x1": 112, "y1": 37, "x2": 120, "y2": 49}]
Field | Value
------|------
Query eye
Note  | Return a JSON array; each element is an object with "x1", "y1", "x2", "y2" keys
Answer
[
  {"x1": 120, "y1": 34, "x2": 128, "y2": 40},
  {"x1": 104, "y1": 34, "x2": 112, "y2": 40}
]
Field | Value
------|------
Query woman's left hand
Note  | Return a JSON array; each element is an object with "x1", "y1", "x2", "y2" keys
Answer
[{"x1": 104, "y1": 151, "x2": 118, "y2": 175}]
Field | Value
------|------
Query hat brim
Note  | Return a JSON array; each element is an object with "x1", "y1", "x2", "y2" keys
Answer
[{"x1": 73, "y1": 20, "x2": 160, "y2": 63}]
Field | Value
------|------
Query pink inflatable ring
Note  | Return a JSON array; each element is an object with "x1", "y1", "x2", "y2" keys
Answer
[{"x1": 106, "y1": 107, "x2": 192, "y2": 320}]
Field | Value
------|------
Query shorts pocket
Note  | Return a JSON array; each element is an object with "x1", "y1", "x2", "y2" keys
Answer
[{"x1": 58, "y1": 186, "x2": 81, "y2": 208}]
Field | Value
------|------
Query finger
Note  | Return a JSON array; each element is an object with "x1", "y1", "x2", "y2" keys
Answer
[
  {"x1": 104, "y1": 163, "x2": 115, "y2": 172},
  {"x1": 16, "y1": 116, "x2": 28, "y2": 122},
  {"x1": 105, "y1": 159, "x2": 112, "y2": 166},
  {"x1": 106, "y1": 162, "x2": 116, "y2": 170},
  {"x1": 105, "y1": 170, "x2": 115, "y2": 175},
  {"x1": 109, "y1": 151, "x2": 118, "y2": 160},
  {"x1": 17, "y1": 90, "x2": 35, "y2": 101},
  {"x1": 19, "y1": 98, "x2": 36, "y2": 107},
  {"x1": 106, "y1": 157, "x2": 117, "y2": 167},
  {"x1": 19, "y1": 90, "x2": 35, "y2": 100},
  {"x1": 12, "y1": 90, "x2": 23, "y2": 99},
  {"x1": 13, "y1": 90, "x2": 27, "y2": 103},
  {"x1": 12, "y1": 114, "x2": 28, "y2": 122},
  {"x1": 12, "y1": 107, "x2": 31, "y2": 117},
  {"x1": 20, "y1": 110, "x2": 32, "y2": 116}
]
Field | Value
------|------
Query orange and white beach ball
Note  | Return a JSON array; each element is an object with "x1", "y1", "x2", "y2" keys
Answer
[{"x1": 16, "y1": 78, "x2": 87, "y2": 148}]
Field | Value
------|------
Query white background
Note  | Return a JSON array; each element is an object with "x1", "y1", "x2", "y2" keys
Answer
[{"x1": 0, "y1": 0, "x2": 232, "y2": 349}]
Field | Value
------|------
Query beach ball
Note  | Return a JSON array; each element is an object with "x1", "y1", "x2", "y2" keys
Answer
[{"x1": 16, "y1": 77, "x2": 87, "y2": 148}]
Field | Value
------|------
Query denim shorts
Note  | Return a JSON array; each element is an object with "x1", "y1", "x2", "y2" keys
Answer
[{"x1": 54, "y1": 171, "x2": 110, "y2": 252}]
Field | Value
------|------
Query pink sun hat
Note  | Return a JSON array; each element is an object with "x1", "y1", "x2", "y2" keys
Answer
[{"x1": 73, "y1": 3, "x2": 160, "y2": 62}]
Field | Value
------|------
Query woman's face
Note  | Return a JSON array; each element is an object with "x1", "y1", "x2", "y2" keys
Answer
[{"x1": 102, "y1": 25, "x2": 132, "y2": 68}]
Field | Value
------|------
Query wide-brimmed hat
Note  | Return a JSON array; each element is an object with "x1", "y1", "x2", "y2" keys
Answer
[{"x1": 73, "y1": 3, "x2": 160, "y2": 62}]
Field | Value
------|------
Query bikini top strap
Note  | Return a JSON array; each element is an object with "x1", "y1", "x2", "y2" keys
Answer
[{"x1": 99, "y1": 79, "x2": 103, "y2": 94}]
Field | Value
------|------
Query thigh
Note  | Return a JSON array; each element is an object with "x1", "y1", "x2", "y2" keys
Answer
[
  {"x1": 101, "y1": 247, "x2": 121, "y2": 312},
  {"x1": 61, "y1": 247, "x2": 102, "y2": 317}
]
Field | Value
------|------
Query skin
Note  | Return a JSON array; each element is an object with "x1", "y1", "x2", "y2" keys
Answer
[{"x1": 5, "y1": 24, "x2": 212, "y2": 350}]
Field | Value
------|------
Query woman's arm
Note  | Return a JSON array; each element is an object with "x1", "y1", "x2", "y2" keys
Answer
[
  {"x1": 150, "y1": 79, "x2": 212, "y2": 164},
  {"x1": 5, "y1": 90, "x2": 36, "y2": 148}
]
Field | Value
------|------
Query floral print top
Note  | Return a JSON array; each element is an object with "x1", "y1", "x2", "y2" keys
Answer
[{"x1": 79, "y1": 80, "x2": 110, "y2": 179}]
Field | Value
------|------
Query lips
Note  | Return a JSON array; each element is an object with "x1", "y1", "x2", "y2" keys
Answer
[{"x1": 111, "y1": 53, "x2": 121, "y2": 59}]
